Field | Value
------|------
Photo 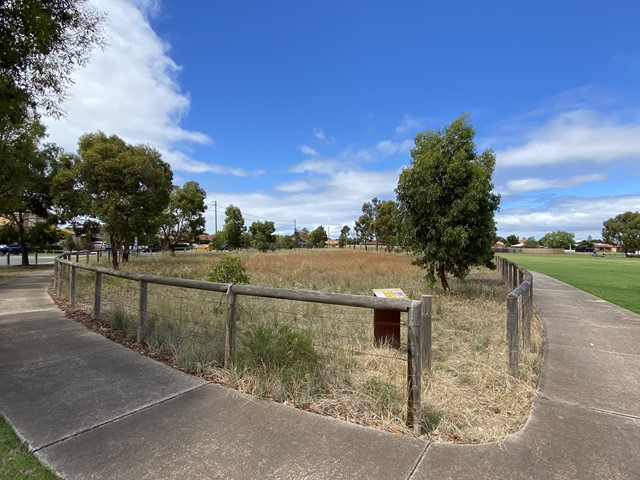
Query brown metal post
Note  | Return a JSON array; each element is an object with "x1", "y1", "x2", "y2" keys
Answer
[{"x1": 373, "y1": 309, "x2": 401, "y2": 348}]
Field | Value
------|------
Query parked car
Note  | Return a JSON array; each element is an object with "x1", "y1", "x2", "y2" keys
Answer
[
  {"x1": 141, "y1": 244, "x2": 162, "y2": 252},
  {"x1": 0, "y1": 243, "x2": 30, "y2": 255},
  {"x1": 194, "y1": 244, "x2": 210, "y2": 251}
]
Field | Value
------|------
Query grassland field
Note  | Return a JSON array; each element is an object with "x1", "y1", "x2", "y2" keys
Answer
[
  {"x1": 500, "y1": 253, "x2": 640, "y2": 315},
  {"x1": 3, "y1": 249, "x2": 542, "y2": 445}
]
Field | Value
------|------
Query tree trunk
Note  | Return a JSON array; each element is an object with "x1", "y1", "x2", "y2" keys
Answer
[
  {"x1": 437, "y1": 263, "x2": 450, "y2": 293},
  {"x1": 17, "y1": 213, "x2": 29, "y2": 266},
  {"x1": 110, "y1": 236, "x2": 119, "y2": 269}
]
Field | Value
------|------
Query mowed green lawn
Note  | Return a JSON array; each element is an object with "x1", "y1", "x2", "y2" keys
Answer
[{"x1": 500, "y1": 253, "x2": 640, "y2": 315}]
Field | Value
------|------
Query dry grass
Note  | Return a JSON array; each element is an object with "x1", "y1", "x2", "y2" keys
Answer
[{"x1": 59, "y1": 248, "x2": 543, "y2": 443}]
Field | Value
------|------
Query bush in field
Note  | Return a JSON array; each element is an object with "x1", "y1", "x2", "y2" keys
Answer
[
  {"x1": 206, "y1": 257, "x2": 250, "y2": 284},
  {"x1": 236, "y1": 322, "x2": 321, "y2": 401}
]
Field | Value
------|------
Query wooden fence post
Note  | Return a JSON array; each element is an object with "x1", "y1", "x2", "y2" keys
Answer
[
  {"x1": 93, "y1": 272, "x2": 102, "y2": 324},
  {"x1": 224, "y1": 286, "x2": 238, "y2": 369},
  {"x1": 521, "y1": 282, "x2": 531, "y2": 349},
  {"x1": 421, "y1": 295, "x2": 432, "y2": 373},
  {"x1": 53, "y1": 259, "x2": 58, "y2": 294},
  {"x1": 138, "y1": 280, "x2": 148, "y2": 343},
  {"x1": 507, "y1": 292, "x2": 519, "y2": 376},
  {"x1": 406, "y1": 302, "x2": 422, "y2": 434},
  {"x1": 70, "y1": 264, "x2": 77, "y2": 306}
]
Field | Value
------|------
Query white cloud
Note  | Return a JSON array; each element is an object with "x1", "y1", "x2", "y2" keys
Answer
[
  {"x1": 205, "y1": 169, "x2": 400, "y2": 237},
  {"x1": 274, "y1": 180, "x2": 313, "y2": 193},
  {"x1": 496, "y1": 110, "x2": 640, "y2": 168},
  {"x1": 42, "y1": 0, "x2": 211, "y2": 173},
  {"x1": 299, "y1": 145, "x2": 318, "y2": 156},
  {"x1": 496, "y1": 193, "x2": 640, "y2": 240},
  {"x1": 375, "y1": 139, "x2": 413, "y2": 156},
  {"x1": 395, "y1": 114, "x2": 424, "y2": 135},
  {"x1": 504, "y1": 173, "x2": 608, "y2": 194},
  {"x1": 313, "y1": 128, "x2": 326, "y2": 140},
  {"x1": 290, "y1": 159, "x2": 341, "y2": 175},
  {"x1": 163, "y1": 150, "x2": 263, "y2": 177}
]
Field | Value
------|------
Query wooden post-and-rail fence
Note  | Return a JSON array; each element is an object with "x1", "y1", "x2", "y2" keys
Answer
[
  {"x1": 55, "y1": 253, "x2": 433, "y2": 434},
  {"x1": 496, "y1": 256, "x2": 534, "y2": 377}
]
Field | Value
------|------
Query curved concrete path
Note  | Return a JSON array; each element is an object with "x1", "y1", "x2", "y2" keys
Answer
[{"x1": 1, "y1": 269, "x2": 639, "y2": 479}]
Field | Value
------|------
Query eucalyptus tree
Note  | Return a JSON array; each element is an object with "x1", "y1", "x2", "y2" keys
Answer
[
  {"x1": 222, "y1": 205, "x2": 246, "y2": 249},
  {"x1": 0, "y1": 115, "x2": 61, "y2": 265},
  {"x1": 159, "y1": 181, "x2": 207, "y2": 252},
  {"x1": 396, "y1": 114, "x2": 500, "y2": 292},
  {"x1": 52, "y1": 132, "x2": 173, "y2": 268},
  {"x1": 0, "y1": 0, "x2": 104, "y2": 128}
]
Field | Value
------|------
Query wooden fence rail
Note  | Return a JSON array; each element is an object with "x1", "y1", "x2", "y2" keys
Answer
[
  {"x1": 55, "y1": 252, "x2": 432, "y2": 434},
  {"x1": 496, "y1": 256, "x2": 534, "y2": 376}
]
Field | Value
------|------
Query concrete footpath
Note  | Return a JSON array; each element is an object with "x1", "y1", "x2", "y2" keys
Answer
[{"x1": 1, "y1": 269, "x2": 639, "y2": 479}]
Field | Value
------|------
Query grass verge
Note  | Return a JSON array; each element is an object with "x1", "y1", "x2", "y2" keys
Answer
[
  {"x1": 501, "y1": 253, "x2": 640, "y2": 314},
  {"x1": 0, "y1": 417, "x2": 60, "y2": 480}
]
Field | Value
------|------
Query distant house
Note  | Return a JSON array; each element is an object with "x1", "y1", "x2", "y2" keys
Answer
[
  {"x1": 197, "y1": 233, "x2": 211, "y2": 243},
  {"x1": 325, "y1": 239, "x2": 340, "y2": 247},
  {"x1": 593, "y1": 242, "x2": 617, "y2": 253}
]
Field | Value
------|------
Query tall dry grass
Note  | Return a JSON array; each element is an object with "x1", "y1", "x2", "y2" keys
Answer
[{"x1": 62, "y1": 248, "x2": 542, "y2": 443}]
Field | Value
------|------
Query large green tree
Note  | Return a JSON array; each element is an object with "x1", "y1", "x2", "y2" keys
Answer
[
  {"x1": 506, "y1": 234, "x2": 520, "y2": 246},
  {"x1": 338, "y1": 225, "x2": 350, "y2": 248},
  {"x1": 602, "y1": 211, "x2": 640, "y2": 254},
  {"x1": 52, "y1": 132, "x2": 173, "y2": 268},
  {"x1": 396, "y1": 114, "x2": 500, "y2": 292},
  {"x1": 0, "y1": 0, "x2": 103, "y2": 128},
  {"x1": 159, "y1": 181, "x2": 207, "y2": 252},
  {"x1": 307, "y1": 225, "x2": 328, "y2": 248},
  {"x1": 540, "y1": 230, "x2": 575, "y2": 249},
  {"x1": 374, "y1": 199, "x2": 400, "y2": 251},
  {"x1": 249, "y1": 220, "x2": 276, "y2": 251},
  {"x1": 222, "y1": 205, "x2": 246, "y2": 249},
  {"x1": 0, "y1": 115, "x2": 60, "y2": 265}
]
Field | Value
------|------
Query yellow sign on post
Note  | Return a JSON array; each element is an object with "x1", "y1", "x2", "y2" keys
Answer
[{"x1": 372, "y1": 288, "x2": 407, "y2": 299}]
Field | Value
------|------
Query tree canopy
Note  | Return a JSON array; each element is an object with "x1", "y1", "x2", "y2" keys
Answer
[
  {"x1": 307, "y1": 225, "x2": 328, "y2": 248},
  {"x1": 222, "y1": 205, "x2": 246, "y2": 249},
  {"x1": 0, "y1": 115, "x2": 60, "y2": 264},
  {"x1": 159, "y1": 181, "x2": 207, "y2": 251},
  {"x1": 602, "y1": 211, "x2": 640, "y2": 254},
  {"x1": 506, "y1": 234, "x2": 520, "y2": 246},
  {"x1": 374, "y1": 199, "x2": 399, "y2": 251},
  {"x1": 0, "y1": 0, "x2": 104, "y2": 127},
  {"x1": 52, "y1": 132, "x2": 173, "y2": 268},
  {"x1": 539, "y1": 230, "x2": 574, "y2": 249},
  {"x1": 395, "y1": 114, "x2": 500, "y2": 292},
  {"x1": 249, "y1": 220, "x2": 276, "y2": 251}
]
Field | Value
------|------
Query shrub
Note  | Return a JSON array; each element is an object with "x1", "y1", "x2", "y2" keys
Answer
[
  {"x1": 236, "y1": 322, "x2": 322, "y2": 402},
  {"x1": 206, "y1": 257, "x2": 250, "y2": 284}
]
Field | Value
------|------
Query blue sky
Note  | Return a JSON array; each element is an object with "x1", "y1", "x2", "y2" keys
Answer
[{"x1": 44, "y1": 0, "x2": 640, "y2": 240}]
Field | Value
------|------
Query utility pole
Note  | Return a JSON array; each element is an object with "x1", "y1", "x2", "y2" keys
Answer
[{"x1": 214, "y1": 201, "x2": 218, "y2": 233}]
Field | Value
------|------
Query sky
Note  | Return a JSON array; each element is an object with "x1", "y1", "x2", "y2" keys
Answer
[{"x1": 43, "y1": 0, "x2": 640, "y2": 241}]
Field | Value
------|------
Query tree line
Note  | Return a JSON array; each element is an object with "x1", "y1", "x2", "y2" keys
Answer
[{"x1": 495, "y1": 212, "x2": 640, "y2": 255}]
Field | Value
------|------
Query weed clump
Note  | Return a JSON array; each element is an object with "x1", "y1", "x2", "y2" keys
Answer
[
  {"x1": 235, "y1": 322, "x2": 322, "y2": 403},
  {"x1": 206, "y1": 257, "x2": 250, "y2": 284}
]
